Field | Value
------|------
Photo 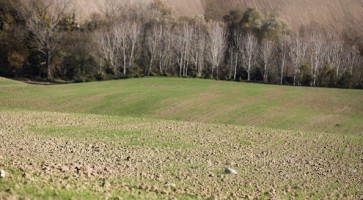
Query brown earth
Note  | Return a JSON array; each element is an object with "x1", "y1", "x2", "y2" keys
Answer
[
  {"x1": 72, "y1": 0, "x2": 363, "y2": 31},
  {"x1": 0, "y1": 110, "x2": 362, "y2": 199}
]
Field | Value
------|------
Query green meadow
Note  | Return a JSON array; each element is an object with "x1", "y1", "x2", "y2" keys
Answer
[{"x1": 1, "y1": 77, "x2": 362, "y2": 133}]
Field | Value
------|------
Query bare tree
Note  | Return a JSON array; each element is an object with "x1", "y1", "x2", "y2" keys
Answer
[
  {"x1": 157, "y1": 24, "x2": 168, "y2": 74},
  {"x1": 113, "y1": 24, "x2": 127, "y2": 76},
  {"x1": 299, "y1": 34, "x2": 310, "y2": 64},
  {"x1": 328, "y1": 35, "x2": 344, "y2": 76},
  {"x1": 277, "y1": 34, "x2": 293, "y2": 85},
  {"x1": 260, "y1": 39, "x2": 274, "y2": 83},
  {"x1": 158, "y1": 23, "x2": 174, "y2": 74},
  {"x1": 207, "y1": 21, "x2": 226, "y2": 78},
  {"x1": 101, "y1": 0, "x2": 152, "y2": 22},
  {"x1": 95, "y1": 20, "x2": 142, "y2": 76},
  {"x1": 146, "y1": 23, "x2": 163, "y2": 76},
  {"x1": 191, "y1": 21, "x2": 207, "y2": 76},
  {"x1": 307, "y1": 31, "x2": 325, "y2": 86},
  {"x1": 174, "y1": 21, "x2": 193, "y2": 77},
  {"x1": 128, "y1": 21, "x2": 143, "y2": 71},
  {"x1": 342, "y1": 45, "x2": 360, "y2": 75},
  {"x1": 240, "y1": 31, "x2": 258, "y2": 81},
  {"x1": 229, "y1": 30, "x2": 243, "y2": 80},
  {"x1": 95, "y1": 27, "x2": 120, "y2": 75},
  {"x1": 227, "y1": 46, "x2": 238, "y2": 80},
  {"x1": 289, "y1": 35, "x2": 307, "y2": 85},
  {"x1": 173, "y1": 28, "x2": 184, "y2": 76},
  {"x1": 21, "y1": 0, "x2": 73, "y2": 79},
  {"x1": 119, "y1": 21, "x2": 142, "y2": 75},
  {"x1": 101, "y1": 0, "x2": 121, "y2": 21},
  {"x1": 355, "y1": 56, "x2": 363, "y2": 86}
]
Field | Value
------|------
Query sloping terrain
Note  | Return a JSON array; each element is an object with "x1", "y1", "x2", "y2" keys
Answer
[
  {"x1": 0, "y1": 77, "x2": 362, "y2": 134},
  {"x1": 73, "y1": 0, "x2": 363, "y2": 31},
  {"x1": 0, "y1": 110, "x2": 362, "y2": 199},
  {"x1": 0, "y1": 77, "x2": 362, "y2": 199},
  {"x1": 204, "y1": 0, "x2": 363, "y2": 30}
]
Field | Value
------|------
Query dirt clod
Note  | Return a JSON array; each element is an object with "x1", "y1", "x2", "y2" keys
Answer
[
  {"x1": 225, "y1": 168, "x2": 237, "y2": 174},
  {"x1": 0, "y1": 110, "x2": 361, "y2": 199},
  {"x1": 0, "y1": 169, "x2": 5, "y2": 178},
  {"x1": 164, "y1": 182, "x2": 176, "y2": 188}
]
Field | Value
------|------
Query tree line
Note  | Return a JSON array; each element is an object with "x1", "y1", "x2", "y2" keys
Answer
[{"x1": 1, "y1": 0, "x2": 362, "y2": 88}]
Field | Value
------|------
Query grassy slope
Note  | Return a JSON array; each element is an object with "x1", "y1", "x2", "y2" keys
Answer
[{"x1": 1, "y1": 77, "x2": 362, "y2": 134}]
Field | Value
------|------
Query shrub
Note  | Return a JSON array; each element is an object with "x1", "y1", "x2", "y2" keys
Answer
[{"x1": 94, "y1": 72, "x2": 105, "y2": 81}]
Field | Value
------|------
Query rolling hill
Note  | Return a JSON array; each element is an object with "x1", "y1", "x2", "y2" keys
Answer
[
  {"x1": 73, "y1": 0, "x2": 363, "y2": 31},
  {"x1": 1, "y1": 77, "x2": 362, "y2": 134},
  {"x1": 0, "y1": 77, "x2": 362, "y2": 199}
]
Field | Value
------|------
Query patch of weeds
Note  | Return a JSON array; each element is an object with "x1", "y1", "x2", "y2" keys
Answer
[
  {"x1": 259, "y1": 191, "x2": 272, "y2": 200},
  {"x1": 0, "y1": 168, "x2": 100, "y2": 200},
  {"x1": 31, "y1": 126, "x2": 141, "y2": 140},
  {"x1": 127, "y1": 138, "x2": 191, "y2": 149},
  {"x1": 238, "y1": 137, "x2": 251, "y2": 145}
]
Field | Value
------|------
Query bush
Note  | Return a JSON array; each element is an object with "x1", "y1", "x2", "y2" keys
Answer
[
  {"x1": 299, "y1": 64, "x2": 312, "y2": 86},
  {"x1": 127, "y1": 64, "x2": 143, "y2": 78},
  {"x1": 318, "y1": 64, "x2": 332, "y2": 87},
  {"x1": 195, "y1": 72, "x2": 202, "y2": 78},
  {"x1": 338, "y1": 72, "x2": 353, "y2": 88},
  {"x1": 161, "y1": 71, "x2": 173, "y2": 77},
  {"x1": 74, "y1": 76, "x2": 85, "y2": 83},
  {"x1": 94, "y1": 72, "x2": 105, "y2": 81}
]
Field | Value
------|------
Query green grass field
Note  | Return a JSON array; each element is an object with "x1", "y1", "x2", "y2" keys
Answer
[
  {"x1": 1, "y1": 77, "x2": 362, "y2": 133},
  {"x1": 0, "y1": 77, "x2": 362, "y2": 199}
]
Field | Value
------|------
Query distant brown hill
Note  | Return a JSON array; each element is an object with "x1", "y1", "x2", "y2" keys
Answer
[
  {"x1": 202, "y1": 0, "x2": 363, "y2": 32},
  {"x1": 74, "y1": 0, "x2": 363, "y2": 32}
]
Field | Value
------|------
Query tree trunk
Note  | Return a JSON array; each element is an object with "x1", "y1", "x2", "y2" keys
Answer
[
  {"x1": 280, "y1": 55, "x2": 285, "y2": 85},
  {"x1": 147, "y1": 57, "x2": 154, "y2": 77},
  {"x1": 129, "y1": 43, "x2": 135, "y2": 68},
  {"x1": 233, "y1": 53, "x2": 238, "y2": 81},
  {"x1": 293, "y1": 75, "x2": 296, "y2": 86},
  {"x1": 184, "y1": 59, "x2": 189, "y2": 77},
  {"x1": 159, "y1": 61, "x2": 163, "y2": 74},
  {"x1": 313, "y1": 64, "x2": 318, "y2": 86},
  {"x1": 280, "y1": 62, "x2": 284, "y2": 85},
  {"x1": 216, "y1": 65, "x2": 219, "y2": 79},
  {"x1": 234, "y1": 65, "x2": 237, "y2": 80},
  {"x1": 247, "y1": 58, "x2": 251, "y2": 81},
  {"x1": 264, "y1": 63, "x2": 268, "y2": 83},
  {"x1": 178, "y1": 55, "x2": 183, "y2": 77},
  {"x1": 46, "y1": 52, "x2": 52, "y2": 80},
  {"x1": 123, "y1": 49, "x2": 127, "y2": 75},
  {"x1": 179, "y1": 64, "x2": 182, "y2": 76}
]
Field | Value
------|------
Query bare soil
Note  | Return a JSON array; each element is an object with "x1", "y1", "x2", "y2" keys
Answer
[{"x1": 0, "y1": 110, "x2": 362, "y2": 199}]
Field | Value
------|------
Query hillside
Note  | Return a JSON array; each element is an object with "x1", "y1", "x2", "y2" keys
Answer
[
  {"x1": 1, "y1": 109, "x2": 362, "y2": 199},
  {"x1": 74, "y1": 0, "x2": 363, "y2": 31},
  {"x1": 204, "y1": 0, "x2": 363, "y2": 31},
  {"x1": 1, "y1": 77, "x2": 362, "y2": 134},
  {"x1": 0, "y1": 77, "x2": 362, "y2": 199}
]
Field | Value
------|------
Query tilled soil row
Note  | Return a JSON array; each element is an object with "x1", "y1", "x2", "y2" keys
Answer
[{"x1": 0, "y1": 110, "x2": 362, "y2": 199}]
